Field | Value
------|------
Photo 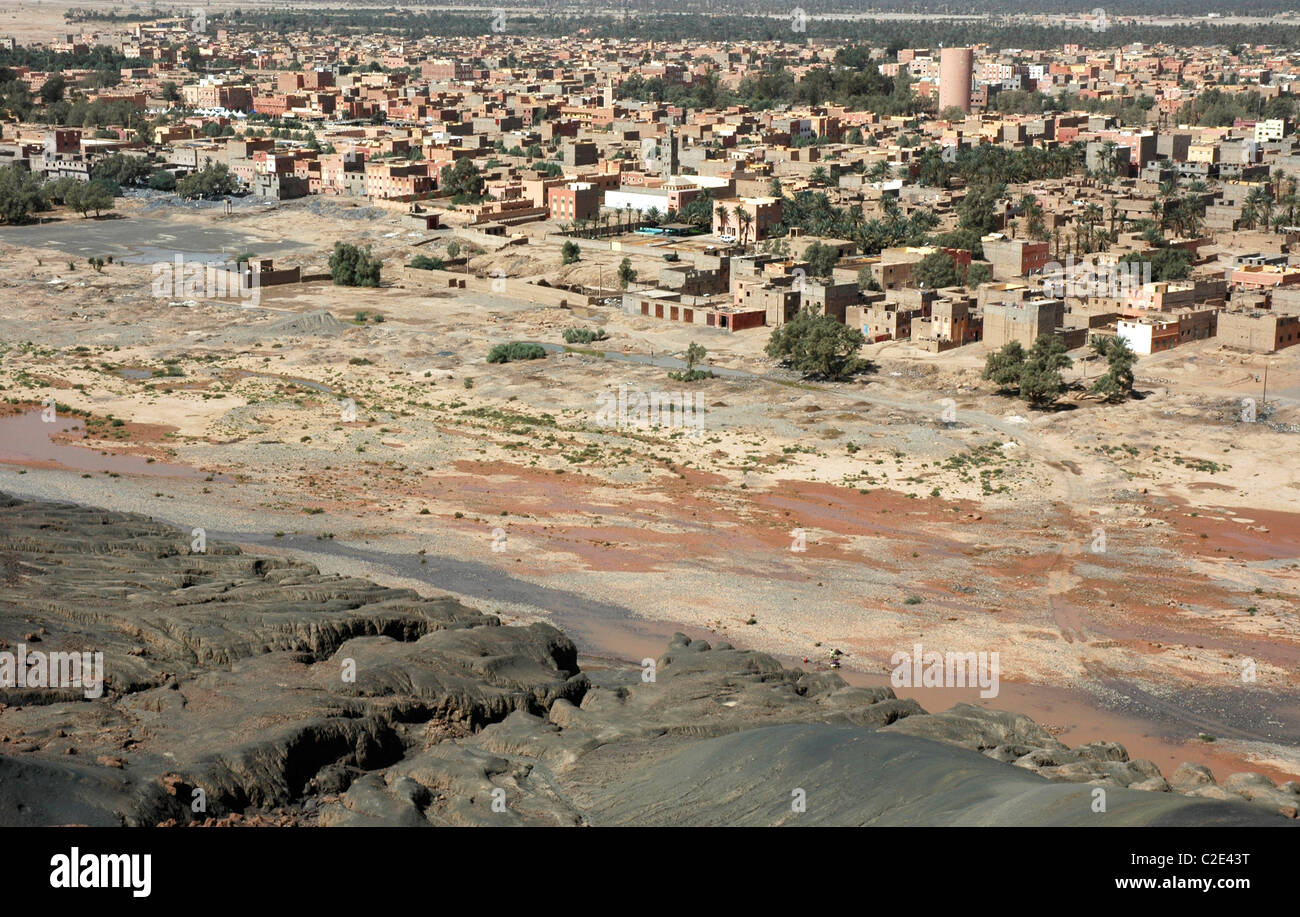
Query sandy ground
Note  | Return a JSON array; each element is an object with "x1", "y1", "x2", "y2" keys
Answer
[{"x1": 2, "y1": 195, "x2": 1299, "y2": 785}]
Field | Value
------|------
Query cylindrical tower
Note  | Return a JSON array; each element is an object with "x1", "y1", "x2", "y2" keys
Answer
[{"x1": 938, "y1": 47, "x2": 974, "y2": 114}]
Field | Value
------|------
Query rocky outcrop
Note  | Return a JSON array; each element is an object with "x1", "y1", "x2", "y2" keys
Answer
[{"x1": 0, "y1": 495, "x2": 1291, "y2": 827}]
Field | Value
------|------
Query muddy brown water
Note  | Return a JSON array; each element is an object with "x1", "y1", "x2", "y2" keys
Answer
[{"x1": 0, "y1": 411, "x2": 209, "y2": 478}]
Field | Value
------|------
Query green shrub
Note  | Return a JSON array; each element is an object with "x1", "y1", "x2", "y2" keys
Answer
[
  {"x1": 487, "y1": 342, "x2": 547, "y2": 363},
  {"x1": 562, "y1": 327, "x2": 608, "y2": 344},
  {"x1": 409, "y1": 254, "x2": 445, "y2": 270}
]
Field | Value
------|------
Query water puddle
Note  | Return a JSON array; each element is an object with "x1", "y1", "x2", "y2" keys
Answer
[{"x1": 0, "y1": 411, "x2": 210, "y2": 479}]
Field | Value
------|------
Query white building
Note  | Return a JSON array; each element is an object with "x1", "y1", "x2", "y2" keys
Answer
[
  {"x1": 1255, "y1": 119, "x2": 1287, "y2": 143},
  {"x1": 1116, "y1": 317, "x2": 1176, "y2": 355}
]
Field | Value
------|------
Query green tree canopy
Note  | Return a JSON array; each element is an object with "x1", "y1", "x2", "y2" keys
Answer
[
  {"x1": 1089, "y1": 336, "x2": 1137, "y2": 402},
  {"x1": 765, "y1": 307, "x2": 868, "y2": 380},
  {"x1": 329, "y1": 242, "x2": 382, "y2": 287},
  {"x1": 914, "y1": 251, "x2": 961, "y2": 289},
  {"x1": 176, "y1": 163, "x2": 237, "y2": 200},
  {"x1": 0, "y1": 165, "x2": 48, "y2": 224},
  {"x1": 801, "y1": 241, "x2": 840, "y2": 279}
]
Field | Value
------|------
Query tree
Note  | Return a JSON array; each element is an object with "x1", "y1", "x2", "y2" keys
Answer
[
  {"x1": 439, "y1": 157, "x2": 484, "y2": 202},
  {"x1": 1019, "y1": 334, "x2": 1073, "y2": 407},
  {"x1": 1081, "y1": 203, "x2": 1104, "y2": 252},
  {"x1": 1241, "y1": 185, "x2": 1274, "y2": 231},
  {"x1": 75, "y1": 180, "x2": 115, "y2": 217},
  {"x1": 1020, "y1": 193, "x2": 1048, "y2": 241},
  {"x1": 329, "y1": 242, "x2": 382, "y2": 287},
  {"x1": 409, "y1": 254, "x2": 445, "y2": 270},
  {"x1": 982, "y1": 340, "x2": 1026, "y2": 391},
  {"x1": 1090, "y1": 336, "x2": 1137, "y2": 402},
  {"x1": 965, "y1": 262, "x2": 992, "y2": 286},
  {"x1": 685, "y1": 341, "x2": 706, "y2": 372},
  {"x1": 176, "y1": 163, "x2": 237, "y2": 200},
  {"x1": 92, "y1": 153, "x2": 152, "y2": 187},
  {"x1": 0, "y1": 165, "x2": 48, "y2": 224},
  {"x1": 765, "y1": 307, "x2": 868, "y2": 380},
  {"x1": 148, "y1": 170, "x2": 177, "y2": 191},
  {"x1": 446, "y1": 240, "x2": 461, "y2": 260},
  {"x1": 39, "y1": 74, "x2": 66, "y2": 105},
  {"x1": 561, "y1": 241, "x2": 580, "y2": 265},
  {"x1": 736, "y1": 208, "x2": 754, "y2": 250},
  {"x1": 1121, "y1": 247, "x2": 1191, "y2": 282},
  {"x1": 914, "y1": 251, "x2": 961, "y2": 289},
  {"x1": 617, "y1": 257, "x2": 636, "y2": 289},
  {"x1": 957, "y1": 183, "x2": 1004, "y2": 237},
  {"x1": 857, "y1": 266, "x2": 881, "y2": 292},
  {"x1": 802, "y1": 241, "x2": 839, "y2": 279}
]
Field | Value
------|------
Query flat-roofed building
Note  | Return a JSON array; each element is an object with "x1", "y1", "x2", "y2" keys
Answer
[
  {"x1": 982, "y1": 234, "x2": 1052, "y2": 280},
  {"x1": 1123, "y1": 277, "x2": 1227, "y2": 314},
  {"x1": 548, "y1": 182, "x2": 600, "y2": 222},
  {"x1": 1218, "y1": 310, "x2": 1300, "y2": 352},
  {"x1": 1117, "y1": 315, "x2": 1179, "y2": 355},
  {"x1": 983, "y1": 298, "x2": 1066, "y2": 348},
  {"x1": 1229, "y1": 263, "x2": 1300, "y2": 290}
]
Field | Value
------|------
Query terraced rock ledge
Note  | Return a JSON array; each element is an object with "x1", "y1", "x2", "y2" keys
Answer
[{"x1": 0, "y1": 494, "x2": 1292, "y2": 827}]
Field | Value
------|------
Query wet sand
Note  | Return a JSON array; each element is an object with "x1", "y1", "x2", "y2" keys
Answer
[{"x1": 0, "y1": 410, "x2": 208, "y2": 478}]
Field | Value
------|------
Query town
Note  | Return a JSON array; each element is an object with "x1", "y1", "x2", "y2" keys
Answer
[
  {"x1": 0, "y1": 2, "x2": 1298, "y2": 837},
  {"x1": 3, "y1": 12, "x2": 1300, "y2": 374}
]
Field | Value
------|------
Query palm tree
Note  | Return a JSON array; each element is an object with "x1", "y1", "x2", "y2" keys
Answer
[
  {"x1": 714, "y1": 203, "x2": 729, "y2": 237},
  {"x1": 1099, "y1": 140, "x2": 1119, "y2": 184},
  {"x1": 1020, "y1": 193, "x2": 1047, "y2": 241},
  {"x1": 1082, "y1": 203, "x2": 1104, "y2": 252},
  {"x1": 1154, "y1": 179, "x2": 1177, "y2": 232},
  {"x1": 1242, "y1": 185, "x2": 1274, "y2": 231},
  {"x1": 737, "y1": 208, "x2": 754, "y2": 251}
]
